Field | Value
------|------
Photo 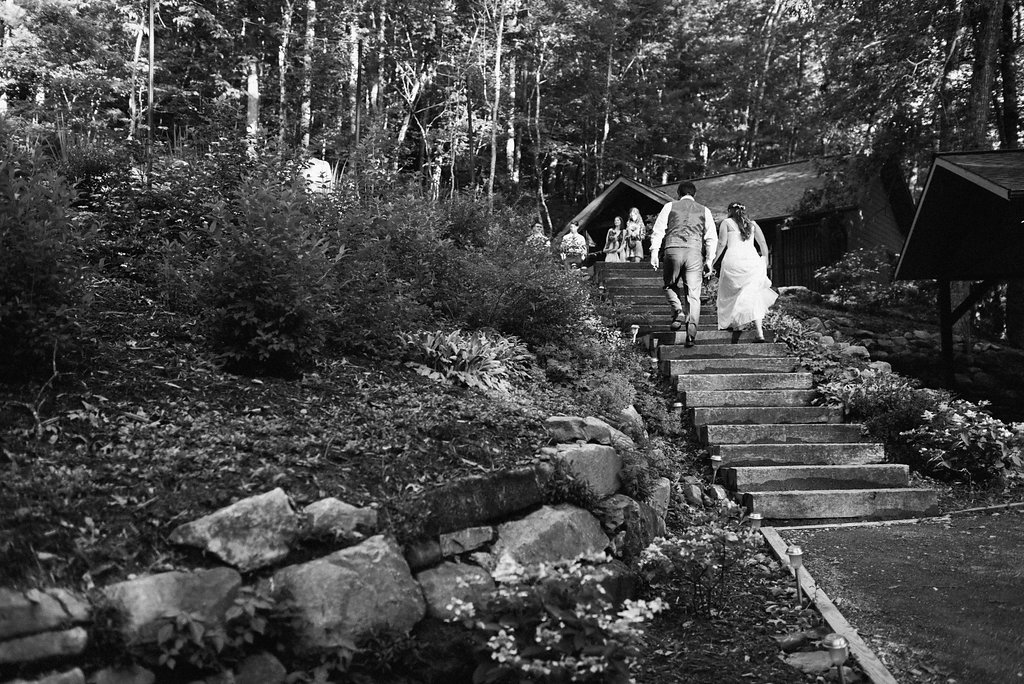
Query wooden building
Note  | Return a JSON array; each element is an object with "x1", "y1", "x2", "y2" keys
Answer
[
  {"x1": 566, "y1": 158, "x2": 914, "y2": 288},
  {"x1": 895, "y1": 150, "x2": 1024, "y2": 383}
]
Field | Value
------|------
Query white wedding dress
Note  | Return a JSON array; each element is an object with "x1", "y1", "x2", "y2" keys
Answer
[{"x1": 716, "y1": 218, "x2": 778, "y2": 329}]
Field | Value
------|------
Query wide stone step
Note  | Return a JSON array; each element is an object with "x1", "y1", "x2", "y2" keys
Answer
[
  {"x1": 602, "y1": 262, "x2": 661, "y2": 271},
  {"x1": 607, "y1": 287, "x2": 665, "y2": 298},
  {"x1": 726, "y1": 464, "x2": 910, "y2": 491},
  {"x1": 663, "y1": 357, "x2": 801, "y2": 376},
  {"x1": 691, "y1": 406, "x2": 842, "y2": 427},
  {"x1": 646, "y1": 330, "x2": 776, "y2": 347},
  {"x1": 625, "y1": 302, "x2": 718, "y2": 316},
  {"x1": 660, "y1": 343, "x2": 789, "y2": 360},
  {"x1": 676, "y1": 372, "x2": 814, "y2": 392},
  {"x1": 712, "y1": 442, "x2": 885, "y2": 466},
  {"x1": 682, "y1": 389, "x2": 819, "y2": 407},
  {"x1": 604, "y1": 277, "x2": 663, "y2": 289},
  {"x1": 742, "y1": 488, "x2": 940, "y2": 520},
  {"x1": 701, "y1": 423, "x2": 866, "y2": 445}
]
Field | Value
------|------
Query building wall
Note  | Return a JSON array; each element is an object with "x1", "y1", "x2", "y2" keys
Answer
[{"x1": 848, "y1": 176, "x2": 906, "y2": 253}]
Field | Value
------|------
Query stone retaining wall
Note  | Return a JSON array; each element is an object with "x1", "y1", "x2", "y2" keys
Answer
[{"x1": 0, "y1": 412, "x2": 672, "y2": 684}]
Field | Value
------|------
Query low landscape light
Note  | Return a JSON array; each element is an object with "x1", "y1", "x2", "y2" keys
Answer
[
  {"x1": 630, "y1": 324, "x2": 640, "y2": 343},
  {"x1": 786, "y1": 545, "x2": 804, "y2": 605},
  {"x1": 821, "y1": 633, "x2": 849, "y2": 683},
  {"x1": 749, "y1": 512, "x2": 762, "y2": 530},
  {"x1": 709, "y1": 454, "x2": 722, "y2": 483}
]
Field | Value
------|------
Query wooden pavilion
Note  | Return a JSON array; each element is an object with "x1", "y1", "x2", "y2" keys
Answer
[
  {"x1": 565, "y1": 159, "x2": 912, "y2": 288},
  {"x1": 894, "y1": 150, "x2": 1024, "y2": 383}
]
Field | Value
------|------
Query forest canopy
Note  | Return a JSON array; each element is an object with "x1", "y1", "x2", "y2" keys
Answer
[{"x1": 0, "y1": 0, "x2": 1019, "y2": 220}]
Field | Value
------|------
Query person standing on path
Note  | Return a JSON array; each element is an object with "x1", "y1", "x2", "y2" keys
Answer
[
  {"x1": 713, "y1": 202, "x2": 777, "y2": 342},
  {"x1": 649, "y1": 181, "x2": 717, "y2": 346},
  {"x1": 559, "y1": 221, "x2": 588, "y2": 268},
  {"x1": 624, "y1": 207, "x2": 646, "y2": 262},
  {"x1": 604, "y1": 216, "x2": 627, "y2": 263}
]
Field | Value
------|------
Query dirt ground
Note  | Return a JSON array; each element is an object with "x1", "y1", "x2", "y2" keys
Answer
[{"x1": 781, "y1": 509, "x2": 1024, "y2": 684}]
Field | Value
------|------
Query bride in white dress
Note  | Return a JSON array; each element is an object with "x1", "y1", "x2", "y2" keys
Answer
[{"x1": 712, "y1": 202, "x2": 777, "y2": 341}]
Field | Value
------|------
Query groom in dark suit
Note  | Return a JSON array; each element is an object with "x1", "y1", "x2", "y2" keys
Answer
[{"x1": 648, "y1": 181, "x2": 718, "y2": 347}]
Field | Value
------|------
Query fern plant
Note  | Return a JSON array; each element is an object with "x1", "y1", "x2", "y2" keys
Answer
[{"x1": 398, "y1": 329, "x2": 531, "y2": 393}]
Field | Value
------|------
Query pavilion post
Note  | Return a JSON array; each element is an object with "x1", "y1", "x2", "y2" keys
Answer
[{"x1": 937, "y1": 279, "x2": 955, "y2": 387}]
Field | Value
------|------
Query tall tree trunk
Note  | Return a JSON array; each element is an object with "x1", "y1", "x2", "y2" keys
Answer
[
  {"x1": 348, "y1": 20, "x2": 360, "y2": 139},
  {"x1": 245, "y1": 57, "x2": 260, "y2": 157},
  {"x1": 966, "y1": 0, "x2": 1002, "y2": 148},
  {"x1": 999, "y1": 0, "x2": 1024, "y2": 346},
  {"x1": 506, "y1": 53, "x2": 517, "y2": 190},
  {"x1": 146, "y1": 0, "x2": 154, "y2": 188},
  {"x1": 465, "y1": 73, "x2": 477, "y2": 189},
  {"x1": 300, "y1": 0, "x2": 316, "y2": 149},
  {"x1": 278, "y1": 0, "x2": 294, "y2": 149},
  {"x1": 127, "y1": 23, "x2": 144, "y2": 138},
  {"x1": 487, "y1": 0, "x2": 504, "y2": 211},
  {"x1": 533, "y1": 41, "x2": 552, "y2": 230},
  {"x1": 598, "y1": 42, "x2": 613, "y2": 184},
  {"x1": 998, "y1": 0, "x2": 1018, "y2": 148}
]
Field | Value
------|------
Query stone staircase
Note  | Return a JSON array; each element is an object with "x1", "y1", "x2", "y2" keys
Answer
[{"x1": 601, "y1": 262, "x2": 939, "y2": 522}]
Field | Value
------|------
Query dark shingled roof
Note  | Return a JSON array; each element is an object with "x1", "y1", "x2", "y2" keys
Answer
[
  {"x1": 655, "y1": 160, "x2": 827, "y2": 222},
  {"x1": 895, "y1": 150, "x2": 1024, "y2": 280},
  {"x1": 931, "y1": 150, "x2": 1024, "y2": 200}
]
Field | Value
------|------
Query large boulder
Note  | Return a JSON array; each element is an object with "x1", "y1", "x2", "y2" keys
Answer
[
  {"x1": 89, "y1": 665, "x2": 156, "y2": 684},
  {"x1": 649, "y1": 477, "x2": 672, "y2": 521},
  {"x1": 0, "y1": 588, "x2": 90, "y2": 640},
  {"x1": 417, "y1": 466, "x2": 552, "y2": 535},
  {"x1": 439, "y1": 526, "x2": 494, "y2": 557},
  {"x1": 552, "y1": 443, "x2": 622, "y2": 498},
  {"x1": 492, "y1": 505, "x2": 608, "y2": 566},
  {"x1": 302, "y1": 498, "x2": 377, "y2": 540},
  {"x1": 235, "y1": 652, "x2": 287, "y2": 684},
  {"x1": 7, "y1": 669, "x2": 85, "y2": 684},
  {"x1": 597, "y1": 495, "x2": 662, "y2": 561},
  {"x1": 101, "y1": 568, "x2": 242, "y2": 645},
  {"x1": 416, "y1": 562, "x2": 495, "y2": 620},
  {"x1": 270, "y1": 535, "x2": 425, "y2": 652},
  {"x1": 169, "y1": 488, "x2": 299, "y2": 572},
  {"x1": 0, "y1": 627, "x2": 88, "y2": 665},
  {"x1": 544, "y1": 415, "x2": 618, "y2": 445}
]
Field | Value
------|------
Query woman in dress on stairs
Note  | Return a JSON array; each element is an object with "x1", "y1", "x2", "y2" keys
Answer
[
  {"x1": 712, "y1": 202, "x2": 778, "y2": 342},
  {"x1": 624, "y1": 207, "x2": 646, "y2": 262},
  {"x1": 603, "y1": 216, "x2": 626, "y2": 263}
]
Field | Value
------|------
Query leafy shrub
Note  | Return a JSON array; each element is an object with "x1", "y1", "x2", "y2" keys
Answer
[
  {"x1": 542, "y1": 459, "x2": 600, "y2": 509},
  {"x1": 764, "y1": 309, "x2": 860, "y2": 379},
  {"x1": 814, "y1": 246, "x2": 935, "y2": 309},
  {"x1": 399, "y1": 329, "x2": 532, "y2": 393},
  {"x1": 901, "y1": 399, "x2": 1024, "y2": 483},
  {"x1": 618, "y1": 450, "x2": 656, "y2": 502},
  {"x1": 639, "y1": 507, "x2": 766, "y2": 617},
  {"x1": 818, "y1": 367, "x2": 945, "y2": 445},
  {"x1": 150, "y1": 587, "x2": 281, "y2": 673},
  {"x1": 0, "y1": 148, "x2": 91, "y2": 379},
  {"x1": 452, "y1": 553, "x2": 664, "y2": 683},
  {"x1": 197, "y1": 173, "x2": 341, "y2": 377}
]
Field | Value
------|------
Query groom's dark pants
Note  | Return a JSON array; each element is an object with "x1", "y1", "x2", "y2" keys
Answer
[{"x1": 663, "y1": 247, "x2": 703, "y2": 326}]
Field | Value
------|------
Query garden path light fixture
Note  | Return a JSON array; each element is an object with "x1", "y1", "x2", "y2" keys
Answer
[
  {"x1": 710, "y1": 454, "x2": 722, "y2": 484},
  {"x1": 748, "y1": 512, "x2": 762, "y2": 530},
  {"x1": 821, "y1": 633, "x2": 849, "y2": 683},
  {"x1": 630, "y1": 324, "x2": 640, "y2": 343},
  {"x1": 786, "y1": 545, "x2": 804, "y2": 605}
]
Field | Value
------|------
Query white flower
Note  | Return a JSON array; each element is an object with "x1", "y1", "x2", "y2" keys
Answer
[{"x1": 492, "y1": 553, "x2": 525, "y2": 584}]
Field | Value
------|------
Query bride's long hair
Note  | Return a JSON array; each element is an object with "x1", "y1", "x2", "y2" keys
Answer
[{"x1": 728, "y1": 202, "x2": 752, "y2": 241}]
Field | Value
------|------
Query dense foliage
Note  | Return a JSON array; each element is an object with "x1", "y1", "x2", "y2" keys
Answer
[
  {"x1": 452, "y1": 553, "x2": 664, "y2": 683},
  {"x1": 0, "y1": 148, "x2": 91, "y2": 379},
  {"x1": 2, "y1": 0, "x2": 1021, "y2": 224},
  {"x1": 814, "y1": 247, "x2": 935, "y2": 311}
]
